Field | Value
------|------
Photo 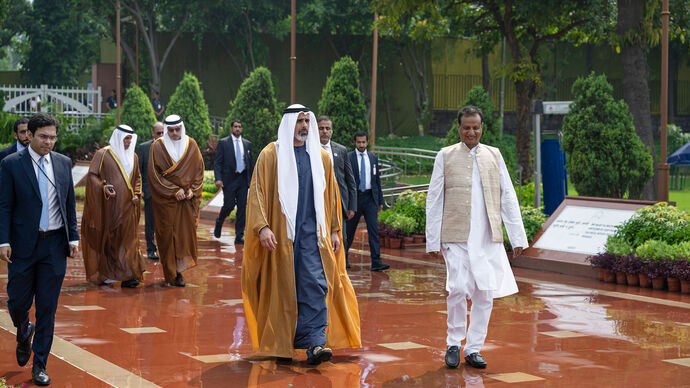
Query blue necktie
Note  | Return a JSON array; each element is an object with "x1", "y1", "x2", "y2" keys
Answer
[
  {"x1": 235, "y1": 138, "x2": 244, "y2": 173},
  {"x1": 38, "y1": 156, "x2": 50, "y2": 230},
  {"x1": 359, "y1": 153, "x2": 366, "y2": 192}
]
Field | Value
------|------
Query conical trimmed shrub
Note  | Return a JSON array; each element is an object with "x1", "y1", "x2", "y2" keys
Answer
[{"x1": 167, "y1": 72, "x2": 212, "y2": 149}]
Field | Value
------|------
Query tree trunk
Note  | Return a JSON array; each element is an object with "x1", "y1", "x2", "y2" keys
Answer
[
  {"x1": 618, "y1": 0, "x2": 657, "y2": 200},
  {"x1": 669, "y1": 43, "x2": 678, "y2": 124},
  {"x1": 515, "y1": 80, "x2": 534, "y2": 183},
  {"x1": 482, "y1": 54, "x2": 490, "y2": 97}
]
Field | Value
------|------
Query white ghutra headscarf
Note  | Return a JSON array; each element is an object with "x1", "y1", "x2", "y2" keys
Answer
[
  {"x1": 276, "y1": 104, "x2": 327, "y2": 243},
  {"x1": 109, "y1": 124, "x2": 137, "y2": 176},
  {"x1": 163, "y1": 114, "x2": 189, "y2": 162}
]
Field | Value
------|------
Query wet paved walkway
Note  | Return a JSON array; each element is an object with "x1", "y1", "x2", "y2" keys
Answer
[{"x1": 1, "y1": 219, "x2": 690, "y2": 387}]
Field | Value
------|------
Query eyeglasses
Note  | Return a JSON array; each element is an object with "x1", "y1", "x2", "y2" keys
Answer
[
  {"x1": 37, "y1": 134, "x2": 57, "y2": 142},
  {"x1": 155, "y1": 131, "x2": 163, "y2": 136}
]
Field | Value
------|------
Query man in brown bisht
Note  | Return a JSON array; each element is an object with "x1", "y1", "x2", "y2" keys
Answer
[
  {"x1": 242, "y1": 104, "x2": 361, "y2": 365},
  {"x1": 81, "y1": 124, "x2": 145, "y2": 288},
  {"x1": 148, "y1": 114, "x2": 204, "y2": 287}
]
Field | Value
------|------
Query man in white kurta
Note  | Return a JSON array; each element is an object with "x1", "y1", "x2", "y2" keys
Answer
[{"x1": 426, "y1": 105, "x2": 527, "y2": 370}]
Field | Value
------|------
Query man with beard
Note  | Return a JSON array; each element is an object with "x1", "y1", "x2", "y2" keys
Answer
[
  {"x1": 81, "y1": 124, "x2": 145, "y2": 288},
  {"x1": 0, "y1": 118, "x2": 31, "y2": 162},
  {"x1": 242, "y1": 104, "x2": 361, "y2": 364}
]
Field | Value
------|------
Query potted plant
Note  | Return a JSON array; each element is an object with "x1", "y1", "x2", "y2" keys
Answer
[
  {"x1": 587, "y1": 252, "x2": 617, "y2": 283},
  {"x1": 642, "y1": 258, "x2": 669, "y2": 290},
  {"x1": 378, "y1": 209, "x2": 394, "y2": 248},
  {"x1": 393, "y1": 214, "x2": 417, "y2": 248},
  {"x1": 611, "y1": 255, "x2": 628, "y2": 285},
  {"x1": 623, "y1": 254, "x2": 642, "y2": 286},
  {"x1": 669, "y1": 259, "x2": 690, "y2": 293}
]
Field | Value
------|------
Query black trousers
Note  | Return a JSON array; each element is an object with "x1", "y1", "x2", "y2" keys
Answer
[
  {"x1": 345, "y1": 191, "x2": 382, "y2": 266},
  {"x1": 217, "y1": 172, "x2": 248, "y2": 239},
  {"x1": 7, "y1": 232, "x2": 67, "y2": 369},
  {"x1": 143, "y1": 197, "x2": 157, "y2": 253}
]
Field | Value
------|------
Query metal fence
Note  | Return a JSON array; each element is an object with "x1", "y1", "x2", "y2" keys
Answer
[
  {"x1": 1, "y1": 84, "x2": 102, "y2": 115},
  {"x1": 372, "y1": 145, "x2": 439, "y2": 207}
]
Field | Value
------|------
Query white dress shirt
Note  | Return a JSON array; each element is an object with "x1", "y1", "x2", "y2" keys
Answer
[
  {"x1": 355, "y1": 149, "x2": 372, "y2": 190},
  {"x1": 321, "y1": 141, "x2": 334, "y2": 163},
  {"x1": 233, "y1": 135, "x2": 245, "y2": 168},
  {"x1": 16, "y1": 141, "x2": 26, "y2": 153},
  {"x1": 28, "y1": 146, "x2": 63, "y2": 231}
]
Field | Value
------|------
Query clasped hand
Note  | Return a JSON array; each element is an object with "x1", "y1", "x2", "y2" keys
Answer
[{"x1": 175, "y1": 188, "x2": 194, "y2": 201}]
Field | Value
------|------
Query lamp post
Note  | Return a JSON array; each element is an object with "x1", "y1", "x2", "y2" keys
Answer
[
  {"x1": 658, "y1": 0, "x2": 670, "y2": 201},
  {"x1": 370, "y1": 13, "x2": 379, "y2": 148},
  {"x1": 116, "y1": 0, "x2": 121, "y2": 125},
  {"x1": 290, "y1": 0, "x2": 296, "y2": 105}
]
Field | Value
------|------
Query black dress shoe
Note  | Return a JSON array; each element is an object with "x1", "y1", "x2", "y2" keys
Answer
[
  {"x1": 147, "y1": 251, "x2": 159, "y2": 260},
  {"x1": 214, "y1": 220, "x2": 223, "y2": 238},
  {"x1": 345, "y1": 262, "x2": 351, "y2": 269},
  {"x1": 174, "y1": 273, "x2": 186, "y2": 287},
  {"x1": 445, "y1": 345, "x2": 460, "y2": 368},
  {"x1": 235, "y1": 236, "x2": 244, "y2": 245},
  {"x1": 276, "y1": 357, "x2": 292, "y2": 364},
  {"x1": 16, "y1": 322, "x2": 34, "y2": 367},
  {"x1": 32, "y1": 364, "x2": 51, "y2": 386},
  {"x1": 464, "y1": 352, "x2": 487, "y2": 369},
  {"x1": 306, "y1": 346, "x2": 332, "y2": 365},
  {"x1": 371, "y1": 263, "x2": 390, "y2": 271},
  {"x1": 121, "y1": 279, "x2": 140, "y2": 288}
]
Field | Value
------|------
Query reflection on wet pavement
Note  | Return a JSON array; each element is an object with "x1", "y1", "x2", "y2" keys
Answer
[{"x1": 0, "y1": 219, "x2": 689, "y2": 387}]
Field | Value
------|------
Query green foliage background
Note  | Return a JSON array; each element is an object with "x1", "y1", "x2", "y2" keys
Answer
[
  {"x1": 120, "y1": 83, "x2": 157, "y2": 141},
  {"x1": 167, "y1": 72, "x2": 213, "y2": 149},
  {"x1": 22, "y1": 0, "x2": 101, "y2": 86},
  {"x1": 561, "y1": 73, "x2": 653, "y2": 199},
  {"x1": 317, "y1": 56, "x2": 367, "y2": 146},
  {"x1": 225, "y1": 66, "x2": 281, "y2": 155}
]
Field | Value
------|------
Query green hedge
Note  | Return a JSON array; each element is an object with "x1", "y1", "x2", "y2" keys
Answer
[
  {"x1": 120, "y1": 83, "x2": 157, "y2": 141},
  {"x1": 167, "y1": 72, "x2": 213, "y2": 149}
]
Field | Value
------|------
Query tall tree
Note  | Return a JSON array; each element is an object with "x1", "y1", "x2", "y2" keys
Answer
[
  {"x1": 22, "y1": 0, "x2": 103, "y2": 86},
  {"x1": 116, "y1": 0, "x2": 192, "y2": 93},
  {"x1": 374, "y1": 0, "x2": 610, "y2": 182},
  {"x1": 0, "y1": 0, "x2": 31, "y2": 50},
  {"x1": 187, "y1": 1, "x2": 290, "y2": 79},
  {"x1": 617, "y1": 0, "x2": 656, "y2": 199}
]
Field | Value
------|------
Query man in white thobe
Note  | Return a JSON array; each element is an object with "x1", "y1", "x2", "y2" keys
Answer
[{"x1": 426, "y1": 105, "x2": 527, "y2": 370}]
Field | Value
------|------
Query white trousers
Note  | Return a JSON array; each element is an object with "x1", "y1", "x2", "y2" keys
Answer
[{"x1": 442, "y1": 244, "x2": 493, "y2": 356}]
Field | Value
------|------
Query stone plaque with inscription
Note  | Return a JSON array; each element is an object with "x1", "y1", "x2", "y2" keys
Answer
[
  {"x1": 513, "y1": 196, "x2": 661, "y2": 278},
  {"x1": 532, "y1": 206, "x2": 636, "y2": 255}
]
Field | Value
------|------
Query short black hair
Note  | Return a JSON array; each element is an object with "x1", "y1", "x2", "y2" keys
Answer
[
  {"x1": 27, "y1": 113, "x2": 59, "y2": 135},
  {"x1": 317, "y1": 115, "x2": 331, "y2": 123},
  {"x1": 353, "y1": 131, "x2": 368, "y2": 141},
  {"x1": 13, "y1": 118, "x2": 29, "y2": 133},
  {"x1": 458, "y1": 105, "x2": 484, "y2": 124},
  {"x1": 230, "y1": 120, "x2": 242, "y2": 127}
]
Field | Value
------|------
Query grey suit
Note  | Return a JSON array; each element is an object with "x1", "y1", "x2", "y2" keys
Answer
[
  {"x1": 135, "y1": 139, "x2": 156, "y2": 253},
  {"x1": 325, "y1": 142, "x2": 357, "y2": 241}
]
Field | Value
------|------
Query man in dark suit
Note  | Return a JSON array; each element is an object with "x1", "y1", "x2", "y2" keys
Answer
[
  {"x1": 317, "y1": 115, "x2": 357, "y2": 268},
  {"x1": 0, "y1": 113, "x2": 80, "y2": 386},
  {"x1": 345, "y1": 131, "x2": 390, "y2": 271},
  {"x1": 135, "y1": 121, "x2": 164, "y2": 259},
  {"x1": 214, "y1": 120, "x2": 254, "y2": 243},
  {"x1": 0, "y1": 117, "x2": 31, "y2": 162}
]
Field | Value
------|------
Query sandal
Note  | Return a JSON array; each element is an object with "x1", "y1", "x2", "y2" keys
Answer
[{"x1": 306, "y1": 346, "x2": 332, "y2": 365}]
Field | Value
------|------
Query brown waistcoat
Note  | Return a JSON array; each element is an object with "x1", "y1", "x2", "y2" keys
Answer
[{"x1": 440, "y1": 142, "x2": 503, "y2": 243}]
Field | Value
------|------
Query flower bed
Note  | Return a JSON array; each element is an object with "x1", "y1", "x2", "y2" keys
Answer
[{"x1": 587, "y1": 203, "x2": 690, "y2": 293}]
